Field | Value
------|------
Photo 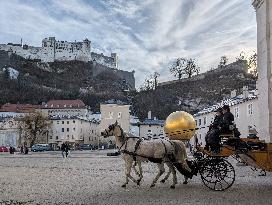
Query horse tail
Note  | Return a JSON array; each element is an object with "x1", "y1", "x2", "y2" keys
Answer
[{"x1": 171, "y1": 140, "x2": 191, "y2": 172}]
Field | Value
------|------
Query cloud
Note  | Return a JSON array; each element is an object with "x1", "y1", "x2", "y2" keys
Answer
[{"x1": 0, "y1": 0, "x2": 257, "y2": 88}]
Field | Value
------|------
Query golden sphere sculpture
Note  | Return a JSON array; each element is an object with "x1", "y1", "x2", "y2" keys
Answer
[{"x1": 164, "y1": 111, "x2": 196, "y2": 140}]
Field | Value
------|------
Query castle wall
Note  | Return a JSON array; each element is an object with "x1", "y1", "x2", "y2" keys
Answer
[
  {"x1": 92, "y1": 63, "x2": 135, "y2": 89},
  {"x1": 0, "y1": 38, "x2": 117, "y2": 68}
]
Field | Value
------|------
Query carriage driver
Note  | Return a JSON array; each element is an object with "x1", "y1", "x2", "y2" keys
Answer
[{"x1": 205, "y1": 105, "x2": 237, "y2": 154}]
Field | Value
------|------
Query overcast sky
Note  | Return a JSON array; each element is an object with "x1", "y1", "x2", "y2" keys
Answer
[{"x1": 0, "y1": 0, "x2": 257, "y2": 87}]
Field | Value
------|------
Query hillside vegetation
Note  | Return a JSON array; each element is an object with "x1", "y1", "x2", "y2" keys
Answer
[{"x1": 132, "y1": 60, "x2": 256, "y2": 120}]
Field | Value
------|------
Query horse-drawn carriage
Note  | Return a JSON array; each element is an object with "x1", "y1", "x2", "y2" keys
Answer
[
  {"x1": 164, "y1": 111, "x2": 272, "y2": 191},
  {"x1": 102, "y1": 111, "x2": 272, "y2": 191},
  {"x1": 185, "y1": 134, "x2": 272, "y2": 191}
]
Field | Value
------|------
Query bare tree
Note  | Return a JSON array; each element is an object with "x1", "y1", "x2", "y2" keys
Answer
[
  {"x1": 152, "y1": 72, "x2": 160, "y2": 88},
  {"x1": 236, "y1": 51, "x2": 246, "y2": 61},
  {"x1": 19, "y1": 111, "x2": 51, "y2": 146},
  {"x1": 185, "y1": 58, "x2": 200, "y2": 78},
  {"x1": 248, "y1": 52, "x2": 257, "y2": 77},
  {"x1": 219, "y1": 56, "x2": 228, "y2": 68},
  {"x1": 170, "y1": 58, "x2": 199, "y2": 80},
  {"x1": 140, "y1": 77, "x2": 155, "y2": 91}
]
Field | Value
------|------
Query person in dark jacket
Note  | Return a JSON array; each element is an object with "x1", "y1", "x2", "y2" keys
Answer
[
  {"x1": 220, "y1": 105, "x2": 234, "y2": 132},
  {"x1": 205, "y1": 108, "x2": 223, "y2": 151},
  {"x1": 61, "y1": 142, "x2": 69, "y2": 158}
]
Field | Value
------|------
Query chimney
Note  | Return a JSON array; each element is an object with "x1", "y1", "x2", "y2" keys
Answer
[
  {"x1": 242, "y1": 86, "x2": 249, "y2": 99},
  {"x1": 148, "y1": 111, "x2": 152, "y2": 119},
  {"x1": 230, "y1": 90, "x2": 237, "y2": 98}
]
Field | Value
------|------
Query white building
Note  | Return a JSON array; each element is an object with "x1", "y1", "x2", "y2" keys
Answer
[
  {"x1": 0, "y1": 37, "x2": 118, "y2": 68},
  {"x1": 253, "y1": 0, "x2": 272, "y2": 142},
  {"x1": 194, "y1": 89, "x2": 258, "y2": 146},
  {"x1": 0, "y1": 118, "x2": 20, "y2": 147},
  {"x1": 48, "y1": 116, "x2": 100, "y2": 149},
  {"x1": 100, "y1": 103, "x2": 130, "y2": 145},
  {"x1": 138, "y1": 119, "x2": 165, "y2": 139},
  {"x1": 82, "y1": 118, "x2": 101, "y2": 149}
]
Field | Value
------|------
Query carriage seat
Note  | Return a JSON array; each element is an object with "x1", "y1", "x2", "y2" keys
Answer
[{"x1": 219, "y1": 131, "x2": 234, "y2": 139}]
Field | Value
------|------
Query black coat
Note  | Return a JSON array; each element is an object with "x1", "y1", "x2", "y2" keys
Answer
[
  {"x1": 220, "y1": 111, "x2": 234, "y2": 132},
  {"x1": 61, "y1": 144, "x2": 69, "y2": 152},
  {"x1": 212, "y1": 115, "x2": 223, "y2": 129}
]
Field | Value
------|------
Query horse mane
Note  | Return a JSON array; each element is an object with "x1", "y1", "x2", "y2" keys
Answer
[{"x1": 117, "y1": 124, "x2": 139, "y2": 139}]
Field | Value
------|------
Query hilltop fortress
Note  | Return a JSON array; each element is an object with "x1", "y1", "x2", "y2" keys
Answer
[{"x1": 0, "y1": 37, "x2": 118, "y2": 68}]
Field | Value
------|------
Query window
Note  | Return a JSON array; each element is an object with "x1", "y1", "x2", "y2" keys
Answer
[
  {"x1": 62, "y1": 121, "x2": 64, "y2": 124},
  {"x1": 198, "y1": 119, "x2": 201, "y2": 126},
  {"x1": 149, "y1": 125, "x2": 151, "y2": 127},
  {"x1": 195, "y1": 120, "x2": 197, "y2": 126},
  {"x1": 67, "y1": 135, "x2": 69, "y2": 138},
  {"x1": 73, "y1": 120, "x2": 75, "y2": 123},
  {"x1": 73, "y1": 128, "x2": 75, "y2": 131},
  {"x1": 234, "y1": 107, "x2": 239, "y2": 118},
  {"x1": 62, "y1": 128, "x2": 64, "y2": 132},
  {"x1": 67, "y1": 128, "x2": 69, "y2": 132},
  {"x1": 118, "y1": 112, "x2": 122, "y2": 118},
  {"x1": 148, "y1": 130, "x2": 151, "y2": 132},
  {"x1": 72, "y1": 135, "x2": 74, "y2": 139},
  {"x1": 109, "y1": 112, "x2": 114, "y2": 119},
  {"x1": 204, "y1": 117, "x2": 206, "y2": 125},
  {"x1": 56, "y1": 136, "x2": 58, "y2": 140},
  {"x1": 67, "y1": 121, "x2": 69, "y2": 124},
  {"x1": 57, "y1": 121, "x2": 59, "y2": 124},
  {"x1": 199, "y1": 133, "x2": 202, "y2": 139},
  {"x1": 49, "y1": 136, "x2": 52, "y2": 139},
  {"x1": 248, "y1": 104, "x2": 253, "y2": 115}
]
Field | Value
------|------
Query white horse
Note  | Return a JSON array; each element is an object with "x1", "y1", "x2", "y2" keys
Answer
[{"x1": 101, "y1": 121, "x2": 191, "y2": 189}]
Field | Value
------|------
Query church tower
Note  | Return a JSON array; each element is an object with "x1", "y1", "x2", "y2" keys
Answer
[{"x1": 253, "y1": 0, "x2": 272, "y2": 142}]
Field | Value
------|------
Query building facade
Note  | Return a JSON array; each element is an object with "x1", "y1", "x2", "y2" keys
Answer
[
  {"x1": 194, "y1": 89, "x2": 258, "y2": 146},
  {"x1": 48, "y1": 117, "x2": 100, "y2": 149},
  {"x1": 100, "y1": 103, "x2": 130, "y2": 145},
  {"x1": 138, "y1": 119, "x2": 165, "y2": 139},
  {"x1": 253, "y1": 0, "x2": 272, "y2": 142},
  {"x1": 0, "y1": 118, "x2": 20, "y2": 147}
]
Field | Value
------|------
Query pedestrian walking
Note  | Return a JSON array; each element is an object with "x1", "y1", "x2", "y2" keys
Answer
[{"x1": 61, "y1": 142, "x2": 69, "y2": 158}]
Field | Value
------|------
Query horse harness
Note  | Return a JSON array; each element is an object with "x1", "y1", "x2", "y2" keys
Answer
[{"x1": 118, "y1": 135, "x2": 176, "y2": 163}]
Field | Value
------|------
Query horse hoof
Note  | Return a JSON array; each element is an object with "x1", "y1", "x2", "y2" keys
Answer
[
  {"x1": 150, "y1": 184, "x2": 155, "y2": 188},
  {"x1": 121, "y1": 184, "x2": 126, "y2": 188},
  {"x1": 170, "y1": 185, "x2": 175, "y2": 189},
  {"x1": 160, "y1": 179, "x2": 165, "y2": 183},
  {"x1": 183, "y1": 181, "x2": 188, "y2": 185}
]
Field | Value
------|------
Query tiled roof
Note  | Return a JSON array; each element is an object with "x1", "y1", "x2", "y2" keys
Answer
[
  {"x1": 43, "y1": 100, "x2": 85, "y2": 109},
  {"x1": 194, "y1": 90, "x2": 258, "y2": 117},
  {"x1": 138, "y1": 119, "x2": 165, "y2": 126},
  {"x1": 0, "y1": 103, "x2": 41, "y2": 112},
  {"x1": 50, "y1": 115, "x2": 100, "y2": 124}
]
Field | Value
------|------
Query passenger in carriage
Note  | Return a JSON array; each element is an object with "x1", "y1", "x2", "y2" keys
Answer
[
  {"x1": 220, "y1": 105, "x2": 234, "y2": 133},
  {"x1": 221, "y1": 104, "x2": 241, "y2": 138}
]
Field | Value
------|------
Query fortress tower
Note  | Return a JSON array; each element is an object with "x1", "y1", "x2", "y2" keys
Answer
[
  {"x1": 82, "y1": 38, "x2": 91, "y2": 53},
  {"x1": 253, "y1": 0, "x2": 272, "y2": 142}
]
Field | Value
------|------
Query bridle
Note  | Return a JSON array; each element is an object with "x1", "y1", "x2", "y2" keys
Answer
[{"x1": 104, "y1": 124, "x2": 127, "y2": 150}]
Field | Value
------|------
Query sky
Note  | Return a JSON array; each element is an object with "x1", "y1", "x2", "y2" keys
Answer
[{"x1": 0, "y1": 0, "x2": 257, "y2": 88}]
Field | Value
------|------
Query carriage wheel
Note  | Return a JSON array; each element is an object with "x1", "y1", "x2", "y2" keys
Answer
[{"x1": 199, "y1": 158, "x2": 235, "y2": 191}]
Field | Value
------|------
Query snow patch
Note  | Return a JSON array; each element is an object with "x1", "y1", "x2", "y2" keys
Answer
[{"x1": 3, "y1": 67, "x2": 19, "y2": 79}]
